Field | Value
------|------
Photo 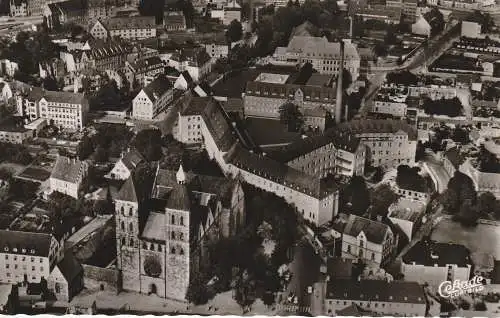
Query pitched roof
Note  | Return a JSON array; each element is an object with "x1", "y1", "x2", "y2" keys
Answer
[
  {"x1": 50, "y1": 156, "x2": 87, "y2": 184},
  {"x1": 101, "y1": 16, "x2": 157, "y2": 30},
  {"x1": 57, "y1": 253, "x2": 83, "y2": 283},
  {"x1": 141, "y1": 211, "x2": 167, "y2": 242},
  {"x1": 163, "y1": 11, "x2": 186, "y2": 26},
  {"x1": 166, "y1": 183, "x2": 191, "y2": 211},
  {"x1": 336, "y1": 304, "x2": 377, "y2": 317},
  {"x1": 142, "y1": 75, "x2": 173, "y2": 103},
  {"x1": 48, "y1": 0, "x2": 86, "y2": 14},
  {"x1": 343, "y1": 215, "x2": 391, "y2": 244},
  {"x1": 245, "y1": 79, "x2": 337, "y2": 102},
  {"x1": 326, "y1": 279, "x2": 426, "y2": 304},
  {"x1": 128, "y1": 56, "x2": 164, "y2": 73},
  {"x1": 170, "y1": 48, "x2": 211, "y2": 67},
  {"x1": 402, "y1": 240, "x2": 472, "y2": 267},
  {"x1": 180, "y1": 70, "x2": 193, "y2": 85},
  {"x1": 120, "y1": 149, "x2": 144, "y2": 171},
  {"x1": 336, "y1": 119, "x2": 418, "y2": 140},
  {"x1": 115, "y1": 177, "x2": 138, "y2": 203},
  {"x1": 28, "y1": 89, "x2": 86, "y2": 105},
  {"x1": 281, "y1": 36, "x2": 360, "y2": 61},
  {"x1": 0, "y1": 230, "x2": 52, "y2": 257}
]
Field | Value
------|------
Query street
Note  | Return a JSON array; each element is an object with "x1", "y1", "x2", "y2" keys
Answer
[
  {"x1": 281, "y1": 237, "x2": 322, "y2": 314},
  {"x1": 421, "y1": 151, "x2": 452, "y2": 193}
]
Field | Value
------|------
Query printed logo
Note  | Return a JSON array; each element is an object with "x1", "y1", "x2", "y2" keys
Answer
[{"x1": 438, "y1": 276, "x2": 485, "y2": 298}]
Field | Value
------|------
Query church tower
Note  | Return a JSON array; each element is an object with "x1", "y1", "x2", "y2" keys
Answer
[
  {"x1": 115, "y1": 177, "x2": 141, "y2": 292},
  {"x1": 164, "y1": 165, "x2": 191, "y2": 300}
]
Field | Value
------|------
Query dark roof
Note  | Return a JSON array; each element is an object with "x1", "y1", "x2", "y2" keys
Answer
[
  {"x1": 199, "y1": 97, "x2": 237, "y2": 152},
  {"x1": 244, "y1": 117, "x2": 302, "y2": 147},
  {"x1": 142, "y1": 75, "x2": 173, "y2": 103},
  {"x1": 0, "y1": 117, "x2": 28, "y2": 133},
  {"x1": 327, "y1": 258, "x2": 353, "y2": 279},
  {"x1": 269, "y1": 131, "x2": 361, "y2": 163},
  {"x1": 163, "y1": 11, "x2": 186, "y2": 26},
  {"x1": 0, "y1": 230, "x2": 52, "y2": 257},
  {"x1": 128, "y1": 56, "x2": 164, "y2": 73},
  {"x1": 180, "y1": 70, "x2": 194, "y2": 85},
  {"x1": 336, "y1": 304, "x2": 378, "y2": 317},
  {"x1": 101, "y1": 16, "x2": 158, "y2": 30},
  {"x1": 181, "y1": 95, "x2": 208, "y2": 116},
  {"x1": 170, "y1": 48, "x2": 211, "y2": 66},
  {"x1": 50, "y1": 156, "x2": 87, "y2": 184},
  {"x1": 402, "y1": 240, "x2": 472, "y2": 268},
  {"x1": 48, "y1": 0, "x2": 86, "y2": 13},
  {"x1": 83, "y1": 38, "x2": 133, "y2": 60},
  {"x1": 343, "y1": 215, "x2": 391, "y2": 244},
  {"x1": 120, "y1": 149, "x2": 144, "y2": 171},
  {"x1": 336, "y1": 119, "x2": 417, "y2": 140},
  {"x1": 245, "y1": 80, "x2": 337, "y2": 102},
  {"x1": 115, "y1": 177, "x2": 138, "y2": 203},
  {"x1": 326, "y1": 279, "x2": 426, "y2": 304},
  {"x1": 27, "y1": 88, "x2": 86, "y2": 105},
  {"x1": 224, "y1": 142, "x2": 333, "y2": 198},
  {"x1": 166, "y1": 183, "x2": 191, "y2": 211},
  {"x1": 57, "y1": 253, "x2": 82, "y2": 283},
  {"x1": 444, "y1": 147, "x2": 465, "y2": 168},
  {"x1": 221, "y1": 98, "x2": 244, "y2": 113}
]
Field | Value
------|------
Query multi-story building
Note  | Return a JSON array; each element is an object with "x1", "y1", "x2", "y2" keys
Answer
[
  {"x1": 341, "y1": 214, "x2": 395, "y2": 267},
  {"x1": 108, "y1": 149, "x2": 144, "y2": 180},
  {"x1": 0, "y1": 230, "x2": 62, "y2": 285},
  {"x1": 453, "y1": 0, "x2": 479, "y2": 9},
  {"x1": 132, "y1": 75, "x2": 174, "y2": 120},
  {"x1": 204, "y1": 42, "x2": 229, "y2": 59},
  {"x1": 337, "y1": 119, "x2": 417, "y2": 169},
  {"x1": 407, "y1": 85, "x2": 457, "y2": 100},
  {"x1": 80, "y1": 38, "x2": 132, "y2": 72},
  {"x1": 90, "y1": 16, "x2": 158, "y2": 41},
  {"x1": 178, "y1": 96, "x2": 340, "y2": 226},
  {"x1": 323, "y1": 279, "x2": 427, "y2": 316},
  {"x1": 115, "y1": 164, "x2": 246, "y2": 300},
  {"x1": 26, "y1": 0, "x2": 44, "y2": 16},
  {"x1": 243, "y1": 72, "x2": 337, "y2": 120},
  {"x1": 269, "y1": 131, "x2": 366, "y2": 178},
  {"x1": 49, "y1": 155, "x2": 89, "y2": 199},
  {"x1": 385, "y1": 0, "x2": 417, "y2": 21},
  {"x1": 355, "y1": 5, "x2": 402, "y2": 25},
  {"x1": 273, "y1": 37, "x2": 361, "y2": 80},
  {"x1": 44, "y1": 0, "x2": 87, "y2": 29},
  {"x1": 0, "y1": 118, "x2": 32, "y2": 144},
  {"x1": 167, "y1": 48, "x2": 212, "y2": 82},
  {"x1": 125, "y1": 56, "x2": 165, "y2": 87},
  {"x1": 401, "y1": 240, "x2": 473, "y2": 288},
  {"x1": 24, "y1": 88, "x2": 89, "y2": 130},
  {"x1": 10, "y1": 0, "x2": 28, "y2": 16},
  {"x1": 87, "y1": 0, "x2": 114, "y2": 21},
  {"x1": 372, "y1": 100, "x2": 408, "y2": 118},
  {"x1": 164, "y1": 11, "x2": 186, "y2": 31},
  {"x1": 0, "y1": 59, "x2": 19, "y2": 78}
]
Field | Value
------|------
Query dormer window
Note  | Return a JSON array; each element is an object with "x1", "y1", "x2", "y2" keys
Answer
[
  {"x1": 13, "y1": 248, "x2": 17, "y2": 252},
  {"x1": 3, "y1": 247, "x2": 7, "y2": 252}
]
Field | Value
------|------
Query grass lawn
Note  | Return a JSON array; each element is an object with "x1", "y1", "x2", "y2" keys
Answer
[
  {"x1": 18, "y1": 167, "x2": 51, "y2": 182},
  {"x1": 431, "y1": 218, "x2": 500, "y2": 259},
  {"x1": 0, "y1": 162, "x2": 27, "y2": 175}
]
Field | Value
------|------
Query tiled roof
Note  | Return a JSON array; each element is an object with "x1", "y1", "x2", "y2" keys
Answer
[
  {"x1": 163, "y1": 11, "x2": 186, "y2": 26},
  {"x1": 0, "y1": 230, "x2": 52, "y2": 257},
  {"x1": 166, "y1": 183, "x2": 191, "y2": 211},
  {"x1": 327, "y1": 258, "x2": 353, "y2": 279},
  {"x1": 142, "y1": 75, "x2": 173, "y2": 103},
  {"x1": 170, "y1": 48, "x2": 211, "y2": 67},
  {"x1": 57, "y1": 253, "x2": 82, "y2": 283},
  {"x1": 282, "y1": 36, "x2": 360, "y2": 61},
  {"x1": 221, "y1": 98, "x2": 243, "y2": 113},
  {"x1": 199, "y1": 97, "x2": 237, "y2": 152},
  {"x1": 245, "y1": 80, "x2": 337, "y2": 101},
  {"x1": 120, "y1": 149, "x2": 144, "y2": 171},
  {"x1": 115, "y1": 177, "x2": 138, "y2": 203},
  {"x1": 336, "y1": 119, "x2": 417, "y2": 140},
  {"x1": 101, "y1": 16, "x2": 158, "y2": 30},
  {"x1": 27, "y1": 88, "x2": 86, "y2": 105},
  {"x1": 326, "y1": 279, "x2": 426, "y2": 304},
  {"x1": 83, "y1": 38, "x2": 132, "y2": 60},
  {"x1": 402, "y1": 240, "x2": 472, "y2": 267},
  {"x1": 343, "y1": 214, "x2": 390, "y2": 244},
  {"x1": 141, "y1": 211, "x2": 167, "y2": 242},
  {"x1": 128, "y1": 56, "x2": 164, "y2": 73},
  {"x1": 270, "y1": 130, "x2": 361, "y2": 163},
  {"x1": 48, "y1": 0, "x2": 86, "y2": 13},
  {"x1": 224, "y1": 142, "x2": 332, "y2": 198},
  {"x1": 50, "y1": 156, "x2": 87, "y2": 184}
]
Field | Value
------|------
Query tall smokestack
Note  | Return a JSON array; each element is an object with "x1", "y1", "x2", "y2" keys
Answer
[{"x1": 335, "y1": 41, "x2": 345, "y2": 124}]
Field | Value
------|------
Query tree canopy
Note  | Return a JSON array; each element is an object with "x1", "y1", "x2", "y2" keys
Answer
[
  {"x1": 422, "y1": 97, "x2": 463, "y2": 117},
  {"x1": 227, "y1": 20, "x2": 243, "y2": 43},
  {"x1": 279, "y1": 102, "x2": 304, "y2": 132}
]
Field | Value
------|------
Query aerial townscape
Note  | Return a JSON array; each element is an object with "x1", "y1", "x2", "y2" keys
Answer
[{"x1": 0, "y1": 0, "x2": 498, "y2": 316}]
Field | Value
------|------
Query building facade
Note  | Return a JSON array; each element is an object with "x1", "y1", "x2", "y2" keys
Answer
[
  {"x1": 10, "y1": 0, "x2": 28, "y2": 17},
  {"x1": 372, "y1": 100, "x2": 408, "y2": 117},
  {"x1": 90, "y1": 17, "x2": 158, "y2": 41},
  {"x1": 49, "y1": 156, "x2": 89, "y2": 199},
  {"x1": 132, "y1": 75, "x2": 174, "y2": 120}
]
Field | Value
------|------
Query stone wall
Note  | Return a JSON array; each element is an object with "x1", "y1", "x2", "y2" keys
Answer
[{"x1": 82, "y1": 264, "x2": 120, "y2": 291}]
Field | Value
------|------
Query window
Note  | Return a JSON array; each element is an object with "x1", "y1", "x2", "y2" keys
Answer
[
  {"x1": 143, "y1": 242, "x2": 147, "y2": 249},
  {"x1": 55, "y1": 283, "x2": 61, "y2": 294},
  {"x1": 371, "y1": 253, "x2": 375, "y2": 260},
  {"x1": 129, "y1": 223, "x2": 133, "y2": 232},
  {"x1": 121, "y1": 221, "x2": 125, "y2": 231},
  {"x1": 158, "y1": 245, "x2": 162, "y2": 252},
  {"x1": 31, "y1": 257, "x2": 34, "y2": 262},
  {"x1": 180, "y1": 248, "x2": 184, "y2": 255},
  {"x1": 32, "y1": 266, "x2": 35, "y2": 271},
  {"x1": 171, "y1": 247, "x2": 176, "y2": 254},
  {"x1": 4, "y1": 255, "x2": 7, "y2": 260},
  {"x1": 347, "y1": 245, "x2": 351, "y2": 253},
  {"x1": 39, "y1": 258, "x2": 43, "y2": 263},
  {"x1": 180, "y1": 216, "x2": 184, "y2": 226},
  {"x1": 171, "y1": 215, "x2": 175, "y2": 224},
  {"x1": 129, "y1": 207, "x2": 133, "y2": 216},
  {"x1": 5, "y1": 264, "x2": 9, "y2": 269},
  {"x1": 121, "y1": 238, "x2": 125, "y2": 245},
  {"x1": 171, "y1": 232, "x2": 175, "y2": 240},
  {"x1": 150, "y1": 244, "x2": 154, "y2": 251},
  {"x1": 130, "y1": 239, "x2": 134, "y2": 247}
]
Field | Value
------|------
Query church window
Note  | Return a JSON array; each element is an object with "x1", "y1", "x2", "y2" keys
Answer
[
  {"x1": 171, "y1": 215, "x2": 175, "y2": 224},
  {"x1": 171, "y1": 247, "x2": 176, "y2": 254},
  {"x1": 158, "y1": 245, "x2": 162, "y2": 252},
  {"x1": 130, "y1": 239, "x2": 134, "y2": 247},
  {"x1": 180, "y1": 216, "x2": 184, "y2": 226},
  {"x1": 129, "y1": 223, "x2": 133, "y2": 232},
  {"x1": 129, "y1": 207, "x2": 133, "y2": 216},
  {"x1": 180, "y1": 248, "x2": 184, "y2": 255},
  {"x1": 121, "y1": 237, "x2": 125, "y2": 245},
  {"x1": 171, "y1": 232, "x2": 175, "y2": 240},
  {"x1": 121, "y1": 221, "x2": 125, "y2": 231}
]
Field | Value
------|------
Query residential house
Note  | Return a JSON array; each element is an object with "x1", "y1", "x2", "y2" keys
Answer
[
  {"x1": 204, "y1": 42, "x2": 229, "y2": 59},
  {"x1": 0, "y1": 117, "x2": 33, "y2": 144},
  {"x1": 167, "y1": 48, "x2": 212, "y2": 82},
  {"x1": 49, "y1": 155, "x2": 89, "y2": 199},
  {"x1": 90, "y1": 16, "x2": 158, "y2": 41},
  {"x1": 174, "y1": 71, "x2": 194, "y2": 91},
  {"x1": 132, "y1": 75, "x2": 174, "y2": 120},
  {"x1": 401, "y1": 240, "x2": 473, "y2": 288},
  {"x1": 303, "y1": 107, "x2": 328, "y2": 131},
  {"x1": 341, "y1": 214, "x2": 395, "y2": 267},
  {"x1": 47, "y1": 253, "x2": 83, "y2": 302},
  {"x1": 79, "y1": 38, "x2": 132, "y2": 72},
  {"x1": 387, "y1": 198, "x2": 425, "y2": 241},
  {"x1": 355, "y1": 5, "x2": 402, "y2": 25},
  {"x1": 108, "y1": 149, "x2": 145, "y2": 180},
  {"x1": 125, "y1": 56, "x2": 165, "y2": 87},
  {"x1": 323, "y1": 279, "x2": 426, "y2": 316}
]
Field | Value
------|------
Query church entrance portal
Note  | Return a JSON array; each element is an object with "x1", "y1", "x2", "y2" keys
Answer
[{"x1": 149, "y1": 283, "x2": 157, "y2": 295}]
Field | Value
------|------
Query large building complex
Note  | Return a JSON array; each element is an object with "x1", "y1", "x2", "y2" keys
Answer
[
  {"x1": 90, "y1": 16, "x2": 158, "y2": 40},
  {"x1": 273, "y1": 37, "x2": 361, "y2": 80}
]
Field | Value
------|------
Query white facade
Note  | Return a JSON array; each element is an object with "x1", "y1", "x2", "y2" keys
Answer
[
  {"x1": 461, "y1": 21, "x2": 482, "y2": 38},
  {"x1": 10, "y1": 0, "x2": 28, "y2": 17},
  {"x1": 401, "y1": 262, "x2": 471, "y2": 288},
  {"x1": 132, "y1": 87, "x2": 173, "y2": 121},
  {"x1": 204, "y1": 43, "x2": 229, "y2": 59},
  {"x1": 177, "y1": 114, "x2": 203, "y2": 144},
  {"x1": 37, "y1": 97, "x2": 88, "y2": 130},
  {"x1": 372, "y1": 100, "x2": 408, "y2": 117},
  {"x1": 360, "y1": 131, "x2": 416, "y2": 169},
  {"x1": 341, "y1": 228, "x2": 394, "y2": 267}
]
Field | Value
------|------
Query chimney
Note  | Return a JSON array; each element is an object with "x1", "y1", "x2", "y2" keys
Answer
[{"x1": 335, "y1": 41, "x2": 344, "y2": 124}]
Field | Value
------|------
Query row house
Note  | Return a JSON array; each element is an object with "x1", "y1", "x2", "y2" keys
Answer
[
  {"x1": 132, "y1": 75, "x2": 174, "y2": 120},
  {"x1": 125, "y1": 56, "x2": 165, "y2": 87},
  {"x1": 79, "y1": 38, "x2": 132, "y2": 72},
  {"x1": 163, "y1": 11, "x2": 187, "y2": 31},
  {"x1": 167, "y1": 48, "x2": 212, "y2": 82}
]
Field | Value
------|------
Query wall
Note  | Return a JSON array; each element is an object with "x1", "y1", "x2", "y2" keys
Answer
[
  {"x1": 460, "y1": 160, "x2": 500, "y2": 199},
  {"x1": 401, "y1": 262, "x2": 471, "y2": 288},
  {"x1": 82, "y1": 264, "x2": 120, "y2": 291},
  {"x1": 324, "y1": 297, "x2": 426, "y2": 316}
]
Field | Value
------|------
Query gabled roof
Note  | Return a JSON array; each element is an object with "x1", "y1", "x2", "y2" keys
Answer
[
  {"x1": 50, "y1": 156, "x2": 87, "y2": 184},
  {"x1": 128, "y1": 56, "x2": 164, "y2": 73},
  {"x1": 343, "y1": 214, "x2": 391, "y2": 244},
  {"x1": 141, "y1": 75, "x2": 173, "y2": 103},
  {"x1": 0, "y1": 230, "x2": 52, "y2": 257},
  {"x1": 336, "y1": 119, "x2": 418, "y2": 140},
  {"x1": 179, "y1": 70, "x2": 193, "y2": 85},
  {"x1": 27, "y1": 88, "x2": 86, "y2": 105},
  {"x1": 115, "y1": 177, "x2": 138, "y2": 203},
  {"x1": 166, "y1": 183, "x2": 191, "y2": 211},
  {"x1": 57, "y1": 253, "x2": 82, "y2": 283},
  {"x1": 120, "y1": 149, "x2": 144, "y2": 171},
  {"x1": 101, "y1": 16, "x2": 157, "y2": 30}
]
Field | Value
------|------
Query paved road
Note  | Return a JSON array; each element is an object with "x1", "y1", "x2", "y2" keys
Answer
[
  {"x1": 281, "y1": 238, "x2": 321, "y2": 314},
  {"x1": 422, "y1": 152, "x2": 452, "y2": 193}
]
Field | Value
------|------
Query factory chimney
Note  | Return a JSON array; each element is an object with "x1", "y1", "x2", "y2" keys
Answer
[{"x1": 335, "y1": 40, "x2": 345, "y2": 124}]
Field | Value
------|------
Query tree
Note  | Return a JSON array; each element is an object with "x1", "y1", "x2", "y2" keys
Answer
[
  {"x1": 77, "y1": 135, "x2": 94, "y2": 160},
  {"x1": 477, "y1": 192, "x2": 497, "y2": 216},
  {"x1": 422, "y1": 97, "x2": 463, "y2": 117},
  {"x1": 370, "y1": 184, "x2": 399, "y2": 218},
  {"x1": 186, "y1": 273, "x2": 209, "y2": 305},
  {"x1": 343, "y1": 176, "x2": 370, "y2": 215},
  {"x1": 227, "y1": 20, "x2": 243, "y2": 44},
  {"x1": 133, "y1": 129, "x2": 163, "y2": 161},
  {"x1": 278, "y1": 102, "x2": 304, "y2": 132},
  {"x1": 425, "y1": 8, "x2": 445, "y2": 36},
  {"x1": 451, "y1": 126, "x2": 469, "y2": 144}
]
